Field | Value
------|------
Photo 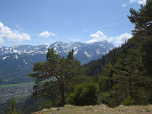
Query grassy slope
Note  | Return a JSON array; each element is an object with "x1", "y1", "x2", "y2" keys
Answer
[{"x1": 32, "y1": 104, "x2": 152, "y2": 114}]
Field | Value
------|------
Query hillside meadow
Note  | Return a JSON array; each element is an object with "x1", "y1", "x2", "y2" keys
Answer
[{"x1": 32, "y1": 104, "x2": 152, "y2": 114}]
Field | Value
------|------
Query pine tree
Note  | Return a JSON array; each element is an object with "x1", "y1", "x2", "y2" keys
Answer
[
  {"x1": 140, "y1": 38, "x2": 152, "y2": 77},
  {"x1": 128, "y1": 48, "x2": 152, "y2": 105},
  {"x1": 111, "y1": 52, "x2": 116, "y2": 65},
  {"x1": 99, "y1": 51, "x2": 117, "y2": 92},
  {"x1": 6, "y1": 97, "x2": 17, "y2": 114},
  {"x1": 127, "y1": 0, "x2": 152, "y2": 105},
  {"x1": 127, "y1": 0, "x2": 152, "y2": 43},
  {"x1": 5, "y1": 97, "x2": 22, "y2": 114},
  {"x1": 112, "y1": 49, "x2": 132, "y2": 99},
  {"x1": 100, "y1": 48, "x2": 141, "y2": 106},
  {"x1": 27, "y1": 48, "x2": 87, "y2": 107},
  {"x1": 105, "y1": 48, "x2": 152, "y2": 106}
]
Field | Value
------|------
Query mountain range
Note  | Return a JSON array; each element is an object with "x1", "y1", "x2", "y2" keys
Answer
[
  {"x1": 0, "y1": 40, "x2": 115, "y2": 85},
  {"x1": 0, "y1": 40, "x2": 114, "y2": 64}
]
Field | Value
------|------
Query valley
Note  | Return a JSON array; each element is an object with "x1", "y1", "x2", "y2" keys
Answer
[
  {"x1": 0, "y1": 85, "x2": 33, "y2": 104},
  {"x1": 0, "y1": 82, "x2": 34, "y2": 112}
]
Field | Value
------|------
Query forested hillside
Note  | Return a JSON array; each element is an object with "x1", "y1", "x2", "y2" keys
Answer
[{"x1": 82, "y1": 0, "x2": 152, "y2": 108}]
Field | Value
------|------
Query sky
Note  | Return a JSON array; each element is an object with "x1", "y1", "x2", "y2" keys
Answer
[{"x1": 0, "y1": 0, "x2": 147, "y2": 48}]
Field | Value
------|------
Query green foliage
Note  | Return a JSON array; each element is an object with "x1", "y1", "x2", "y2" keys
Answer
[
  {"x1": 121, "y1": 97, "x2": 135, "y2": 106},
  {"x1": 6, "y1": 97, "x2": 17, "y2": 114},
  {"x1": 67, "y1": 82, "x2": 99, "y2": 106},
  {"x1": 141, "y1": 38, "x2": 152, "y2": 76},
  {"x1": 98, "y1": 75, "x2": 110, "y2": 92},
  {"x1": 98, "y1": 47, "x2": 152, "y2": 107},
  {"x1": 111, "y1": 52, "x2": 116, "y2": 65},
  {"x1": 1, "y1": 110, "x2": 5, "y2": 114},
  {"x1": 127, "y1": 0, "x2": 152, "y2": 41},
  {"x1": 27, "y1": 48, "x2": 87, "y2": 107},
  {"x1": 126, "y1": 1, "x2": 152, "y2": 106},
  {"x1": 74, "y1": 1, "x2": 152, "y2": 108},
  {"x1": 5, "y1": 97, "x2": 22, "y2": 114},
  {"x1": 39, "y1": 99, "x2": 52, "y2": 110}
]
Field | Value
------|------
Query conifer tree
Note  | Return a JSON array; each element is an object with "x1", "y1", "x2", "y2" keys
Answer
[
  {"x1": 112, "y1": 49, "x2": 132, "y2": 99},
  {"x1": 99, "y1": 51, "x2": 117, "y2": 92},
  {"x1": 101, "y1": 48, "x2": 152, "y2": 106},
  {"x1": 127, "y1": 0, "x2": 152, "y2": 43},
  {"x1": 111, "y1": 52, "x2": 116, "y2": 65},
  {"x1": 127, "y1": 0, "x2": 152, "y2": 104},
  {"x1": 140, "y1": 38, "x2": 152, "y2": 77},
  {"x1": 5, "y1": 97, "x2": 22, "y2": 114},
  {"x1": 7, "y1": 97, "x2": 17, "y2": 114},
  {"x1": 127, "y1": 48, "x2": 152, "y2": 105},
  {"x1": 27, "y1": 48, "x2": 87, "y2": 107},
  {"x1": 100, "y1": 48, "x2": 138, "y2": 106},
  {"x1": 64, "y1": 49, "x2": 88, "y2": 95}
]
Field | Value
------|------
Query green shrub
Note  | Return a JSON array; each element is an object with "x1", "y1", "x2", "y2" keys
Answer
[
  {"x1": 121, "y1": 97, "x2": 135, "y2": 106},
  {"x1": 67, "y1": 82, "x2": 98, "y2": 106},
  {"x1": 39, "y1": 99, "x2": 52, "y2": 110}
]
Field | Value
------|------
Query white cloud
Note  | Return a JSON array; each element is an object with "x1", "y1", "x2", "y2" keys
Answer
[
  {"x1": 86, "y1": 31, "x2": 107, "y2": 43},
  {"x1": 138, "y1": 0, "x2": 146, "y2": 4},
  {"x1": 0, "y1": 22, "x2": 31, "y2": 43},
  {"x1": 110, "y1": 33, "x2": 133, "y2": 43},
  {"x1": 123, "y1": 0, "x2": 146, "y2": 7},
  {"x1": 130, "y1": 0, "x2": 138, "y2": 3},
  {"x1": 86, "y1": 31, "x2": 133, "y2": 46},
  {"x1": 50, "y1": 33, "x2": 56, "y2": 36},
  {"x1": 122, "y1": 2, "x2": 127, "y2": 7},
  {"x1": 39, "y1": 31, "x2": 56, "y2": 38},
  {"x1": 129, "y1": 0, "x2": 146, "y2": 4}
]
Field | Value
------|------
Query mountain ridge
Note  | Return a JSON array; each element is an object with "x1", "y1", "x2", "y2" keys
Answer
[
  {"x1": 0, "y1": 40, "x2": 115, "y2": 85},
  {"x1": 0, "y1": 40, "x2": 115, "y2": 64}
]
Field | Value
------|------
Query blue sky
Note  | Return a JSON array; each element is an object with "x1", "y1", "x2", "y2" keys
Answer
[{"x1": 0, "y1": 0, "x2": 147, "y2": 47}]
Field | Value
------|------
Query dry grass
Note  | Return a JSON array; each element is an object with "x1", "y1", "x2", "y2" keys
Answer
[{"x1": 32, "y1": 104, "x2": 152, "y2": 114}]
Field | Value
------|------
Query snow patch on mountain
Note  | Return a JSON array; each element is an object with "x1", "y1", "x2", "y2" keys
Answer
[
  {"x1": 0, "y1": 41, "x2": 115, "y2": 64},
  {"x1": 74, "y1": 50, "x2": 78, "y2": 55},
  {"x1": 13, "y1": 55, "x2": 18, "y2": 59},
  {"x1": 23, "y1": 60, "x2": 28, "y2": 64},
  {"x1": 96, "y1": 49, "x2": 101, "y2": 54},
  {"x1": 2, "y1": 56, "x2": 9, "y2": 60},
  {"x1": 85, "y1": 51, "x2": 92, "y2": 58}
]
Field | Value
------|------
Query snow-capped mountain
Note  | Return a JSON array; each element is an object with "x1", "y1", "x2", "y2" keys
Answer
[
  {"x1": 0, "y1": 41, "x2": 115, "y2": 85},
  {"x1": 0, "y1": 41, "x2": 114, "y2": 64}
]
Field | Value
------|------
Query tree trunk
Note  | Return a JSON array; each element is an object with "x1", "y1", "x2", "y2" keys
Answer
[
  {"x1": 60, "y1": 85, "x2": 65, "y2": 107},
  {"x1": 129, "y1": 71, "x2": 131, "y2": 98}
]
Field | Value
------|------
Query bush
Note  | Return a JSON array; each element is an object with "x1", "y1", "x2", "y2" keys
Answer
[
  {"x1": 67, "y1": 82, "x2": 98, "y2": 106},
  {"x1": 39, "y1": 99, "x2": 52, "y2": 110},
  {"x1": 121, "y1": 97, "x2": 135, "y2": 106}
]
